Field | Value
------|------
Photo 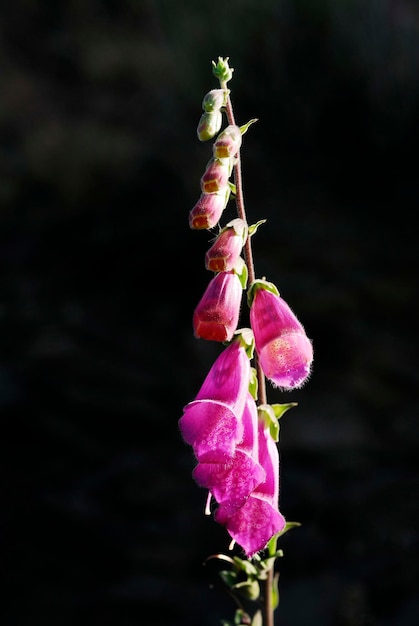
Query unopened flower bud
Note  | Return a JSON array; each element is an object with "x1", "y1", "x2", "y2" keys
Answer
[
  {"x1": 205, "y1": 218, "x2": 248, "y2": 272},
  {"x1": 189, "y1": 187, "x2": 230, "y2": 230},
  {"x1": 201, "y1": 158, "x2": 231, "y2": 193},
  {"x1": 193, "y1": 271, "x2": 243, "y2": 342},
  {"x1": 213, "y1": 124, "x2": 242, "y2": 159},
  {"x1": 197, "y1": 110, "x2": 223, "y2": 141},
  {"x1": 202, "y1": 89, "x2": 227, "y2": 112}
]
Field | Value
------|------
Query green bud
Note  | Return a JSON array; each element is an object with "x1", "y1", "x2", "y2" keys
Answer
[
  {"x1": 202, "y1": 89, "x2": 228, "y2": 112},
  {"x1": 197, "y1": 110, "x2": 223, "y2": 141}
]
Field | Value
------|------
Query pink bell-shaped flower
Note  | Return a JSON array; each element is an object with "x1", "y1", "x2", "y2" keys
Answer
[
  {"x1": 201, "y1": 158, "x2": 231, "y2": 194},
  {"x1": 193, "y1": 271, "x2": 243, "y2": 342},
  {"x1": 179, "y1": 336, "x2": 251, "y2": 464},
  {"x1": 213, "y1": 124, "x2": 242, "y2": 159},
  {"x1": 205, "y1": 218, "x2": 248, "y2": 272},
  {"x1": 193, "y1": 392, "x2": 265, "y2": 515},
  {"x1": 249, "y1": 280, "x2": 313, "y2": 390},
  {"x1": 189, "y1": 187, "x2": 231, "y2": 230},
  {"x1": 215, "y1": 405, "x2": 286, "y2": 557}
]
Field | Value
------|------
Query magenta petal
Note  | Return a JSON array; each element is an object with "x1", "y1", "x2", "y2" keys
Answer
[
  {"x1": 250, "y1": 287, "x2": 313, "y2": 390},
  {"x1": 195, "y1": 339, "x2": 250, "y2": 410},
  {"x1": 193, "y1": 272, "x2": 243, "y2": 342},
  {"x1": 179, "y1": 399, "x2": 242, "y2": 463},
  {"x1": 193, "y1": 450, "x2": 265, "y2": 514},
  {"x1": 258, "y1": 331, "x2": 313, "y2": 389},
  {"x1": 215, "y1": 495, "x2": 286, "y2": 557}
]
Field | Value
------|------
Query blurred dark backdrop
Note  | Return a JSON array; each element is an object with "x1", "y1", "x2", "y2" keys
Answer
[{"x1": 1, "y1": 1, "x2": 418, "y2": 625}]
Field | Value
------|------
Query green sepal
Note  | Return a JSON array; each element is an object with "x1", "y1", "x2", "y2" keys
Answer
[
  {"x1": 249, "y1": 367, "x2": 258, "y2": 400},
  {"x1": 239, "y1": 118, "x2": 258, "y2": 135},
  {"x1": 248, "y1": 219, "x2": 266, "y2": 237},
  {"x1": 219, "y1": 569, "x2": 238, "y2": 588},
  {"x1": 271, "y1": 572, "x2": 280, "y2": 610},
  {"x1": 271, "y1": 402, "x2": 298, "y2": 420},
  {"x1": 212, "y1": 56, "x2": 234, "y2": 83},
  {"x1": 234, "y1": 579, "x2": 260, "y2": 601},
  {"x1": 232, "y1": 556, "x2": 259, "y2": 576},
  {"x1": 247, "y1": 278, "x2": 280, "y2": 308},
  {"x1": 225, "y1": 218, "x2": 248, "y2": 244},
  {"x1": 234, "y1": 328, "x2": 254, "y2": 359},
  {"x1": 257, "y1": 404, "x2": 280, "y2": 441},
  {"x1": 233, "y1": 257, "x2": 248, "y2": 289},
  {"x1": 228, "y1": 181, "x2": 237, "y2": 195},
  {"x1": 251, "y1": 610, "x2": 263, "y2": 626}
]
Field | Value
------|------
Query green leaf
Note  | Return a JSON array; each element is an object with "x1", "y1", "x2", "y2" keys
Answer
[
  {"x1": 248, "y1": 219, "x2": 267, "y2": 237},
  {"x1": 271, "y1": 402, "x2": 298, "y2": 420},
  {"x1": 239, "y1": 118, "x2": 258, "y2": 135}
]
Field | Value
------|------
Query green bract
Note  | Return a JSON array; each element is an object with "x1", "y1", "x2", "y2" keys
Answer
[{"x1": 247, "y1": 278, "x2": 280, "y2": 308}]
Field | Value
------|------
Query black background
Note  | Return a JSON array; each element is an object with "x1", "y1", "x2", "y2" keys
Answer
[{"x1": 1, "y1": 1, "x2": 418, "y2": 625}]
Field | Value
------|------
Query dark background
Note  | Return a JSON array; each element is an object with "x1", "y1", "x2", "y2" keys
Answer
[{"x1": 1, "y1": 1, "x2": 418, "y2": 625}]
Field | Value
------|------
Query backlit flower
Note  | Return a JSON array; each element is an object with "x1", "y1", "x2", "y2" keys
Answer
[
  {"x1": 179, "y1": 337, "x2": 251, "y2": 464},
  {"x1": 201, "y1": 158, "x2": 231, "y2": 193},
  {"x1": 215, "y1": 406, "x2": 286, "y2": 557},
  {"x1": 249, "y1": 280, "x2": 313, "y2": 389},
  {"x1": 193, "y1": 271, "x2": 243, "y2": 342},
  {"x1": 205, "y1": 218, "x2": 248, "y2": 272},
  {"x1": 189, "y1": 187, "x2": 230, "y2": 230},
  {"x1": 193, "y1": 393, "x2": 265, "y2": 515},
  {"x1": 213, "y1": 124, "x2": 242, "y2": 159}
]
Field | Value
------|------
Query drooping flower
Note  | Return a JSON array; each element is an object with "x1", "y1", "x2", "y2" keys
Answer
[
  {"x1": 201, "y1": 158, "x2": 231, "y2": 193},
  {"x1": 193, "y1": 392, "x2": 265, "y2": 515},
  {"x1": 179, "y1": 336, "x2": 251, "y2": 464},
  {"x1": 213, "y1": 124, "x2": 242, "y2": 159},
  {"x1": 189, "y1": 187, "x2": 231, "y2": 230},
  {"x1": 193, "y1": 270, "x2": 243, "y2": 342},
  {"x1": 249, "y1": 279, "x2": 313, "y2": 390},
  {"x1": 205, "y1": 218, "x2": 248, "y2": 272},
  {"x1": 215, "y1": 405, "x2": 286, "y2": 557}
]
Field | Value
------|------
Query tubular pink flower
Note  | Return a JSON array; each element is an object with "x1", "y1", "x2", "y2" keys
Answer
[
  {"x1": 179, "y1": 339, "x2": 251, "y2": 463},
  {"x1": 201, "y1": 158, "x2": 231, "y2": 193},
  {"x1": 193, "y1": 393, "x2": 265, "y2": 514},
  {"x1": 213, "y1": 124, "x2": 242, "y2": 159},
  {"x1": 205, "y1": 219, "x2": 247, "y2": 272},
  {"x1": 193, "y1": 271, "x2": 243, "y2": 342},
  {"x1": 215, "y1": 412, "x2": 286, "y2": 557},
  {"x1": 189, "y1": 189, "x2": 230, "y2": 230},
  {"x1": 250, "y1": 285, "x2": 313, "y2": 390}
]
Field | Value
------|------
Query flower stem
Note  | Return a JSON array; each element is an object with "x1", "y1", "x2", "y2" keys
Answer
[{"x1": 222, "y1": 82, "x2": 274, "y2": 626}]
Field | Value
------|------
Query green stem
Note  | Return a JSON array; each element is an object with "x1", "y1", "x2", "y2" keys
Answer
[{"x1": 221, "y1": 82, "x2": 275, "y2": 626}]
